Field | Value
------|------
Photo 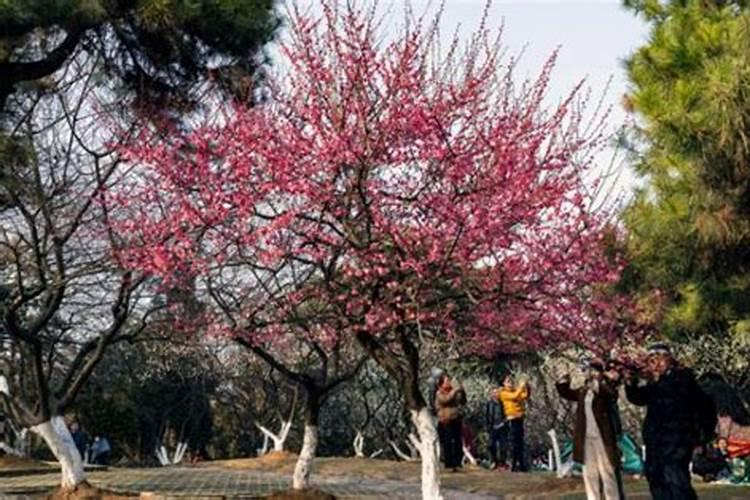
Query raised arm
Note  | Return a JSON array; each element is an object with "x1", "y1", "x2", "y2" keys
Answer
[
  {"x1": 454, "y1": 381, "x2": 467, "y2": 405},
  {"x1": 504, "y1": 384, "x2": 529, "y2": 401}
]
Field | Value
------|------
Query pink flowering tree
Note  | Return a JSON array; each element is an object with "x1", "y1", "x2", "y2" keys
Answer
[
  {"x1": 110, "y1": 2, "x2": 635, "y2": 497},
  {"x1": 107, "y1": 213, "x2": 367, "y2": 488},
  {"x1": 109, "y1": 118, "x2": 368, "y2": 489}
]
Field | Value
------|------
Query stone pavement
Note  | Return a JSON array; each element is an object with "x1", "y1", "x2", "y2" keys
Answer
[{"x1": 0, "y1": 467, "x2": 499, "y2": 500}]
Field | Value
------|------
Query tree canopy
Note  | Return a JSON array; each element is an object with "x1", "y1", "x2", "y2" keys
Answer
[
  {"x1": 0, "y1": 0, "x2": 279, "y2": 110},
  {"x1": 621, "y1": 0, "x2": 750, "y2": 340}
]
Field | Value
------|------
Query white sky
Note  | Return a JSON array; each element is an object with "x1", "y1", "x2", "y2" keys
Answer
[{"x1": 282, "y1": 0, "x2": 650, "y2": 195}]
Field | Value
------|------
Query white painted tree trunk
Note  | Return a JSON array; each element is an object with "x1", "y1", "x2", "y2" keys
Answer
[
  {"x1": 255, "y1": 420, "x2": 292, "y2": 452},
  {"x1": 173, "y1": 442, "x2": 187, "y2": 464},
  {"x1": 462, "y1": 444, "x2": 477, "y2": 466},
  {"x1": 292, "y1": 424, "x2": 318, "y2": 490},
  {"x1": 389, "y1": 440, "x2": 418, "y2": 461},
  {"x1": 353, "y1": 431, "x2": 365, "y2": 458},
  {"x1": 156, "y1": 442, "x2": 188, "y2": 466},
  {"x1": 31, "y1": 416, "x2": 86, "y2": 488},
  {"x1": 548, "y1": 429, "x2": 563, "y2": 478},
  {"x1": 411, "y1": 408, "x2": 443, "y2": 500},
  {"x1": 156, "y1": 446, "x2": 169, "y2": 466}
]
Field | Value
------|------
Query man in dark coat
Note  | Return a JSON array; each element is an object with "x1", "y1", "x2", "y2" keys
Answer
[
  {"x1": 557, "y1": 359, "x2": 623, "y2": 500},
  {"x1": 69, "y1": 421, "x2": 88, "y2": 462},
  {"x1": 625, "y1": 343, "x2": 716, "y2": 500},
  {"x1": 485, "y1": 388, "x2": 507, "y2": 469}
]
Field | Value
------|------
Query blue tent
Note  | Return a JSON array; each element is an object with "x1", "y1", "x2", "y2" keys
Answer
[{"x1": 560, "y1": 433, "x2": 644, "y2": 475}]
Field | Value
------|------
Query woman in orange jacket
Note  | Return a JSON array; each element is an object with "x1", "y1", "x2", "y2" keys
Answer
[{"x1": 498, "y1": 375, "x2": 529, "y2": 471}]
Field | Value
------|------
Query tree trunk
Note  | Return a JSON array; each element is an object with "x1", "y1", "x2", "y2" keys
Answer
[
  {"x1": 292, "y1": 389, "x2": 321, "y2": 490},
  {"x1": 353, "y1": 430, "x2": 365, "y2": 457},
  {"x1": 411, "y1": 407, "x2": 443, "y2": 500},
  {"x1": 548, "y1": 429, "x2": 563, "y2": 478},
  {"x1": 399, "y1": 333, "x2": 443, "y2": 500},
  {"x1": 293, "y1": 423, "x2": 318, "y2": 489},
  {"x1": 255, "y1": 420, "x2": 292, "y2": 452},
  {"x1": 274, "y1": 421, "x2": 292, "y2": 451},
  {"x1": 31, "y1": 416, "x2": 86, "y2": 488},
  {"x1": 355, "y1": 329, "x2": 443, "y2": 500}
]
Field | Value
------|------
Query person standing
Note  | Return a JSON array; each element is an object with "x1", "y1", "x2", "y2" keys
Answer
[
  {"x1": 557, "y1": 359, "x2": 624, "y2": 500},
  {"x1": 69, "y1": 421, "x2": 89, "y2": 463},
  {"x1": 625, "y1": 343, "x2": 716, "y2": 500},
  {"x1": 435, "y1": 373, "x2": 466, "y2": 471},
  {"x1": 485, "y1": 388, "x2": 507, "y2": 469},
  {"x1": 498, "y1": 375, "x2": 529, "y2": 471}
]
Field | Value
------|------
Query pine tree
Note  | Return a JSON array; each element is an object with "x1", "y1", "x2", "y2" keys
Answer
[
  {"x1": 622, "y1": 0, "x2": 750, "y2": 339},
  {"x1": 0, "y1": 0, "x2": 279, "y2": 110}
]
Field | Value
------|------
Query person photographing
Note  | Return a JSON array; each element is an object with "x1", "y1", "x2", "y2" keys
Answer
[
  {"x1": 435, "y1": 373, "x2": 466, "y2": 472},
  {"x1": 498, "y1": 375, "x2": 529, "y2": 472},
  {"x1": 557, "y1": 358, "x2": 624, "y2": 500},
  {"x1": 624, "y1": 343, "x2": 716, "y2": 500}
]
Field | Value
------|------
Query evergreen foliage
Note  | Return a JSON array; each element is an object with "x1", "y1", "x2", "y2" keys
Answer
[
  {"x1": 0, "y1": 0, "x2": 280, "y2": 109},
  {"x1": 622, "y1": 0, "x2": 750, "y2": 340}
]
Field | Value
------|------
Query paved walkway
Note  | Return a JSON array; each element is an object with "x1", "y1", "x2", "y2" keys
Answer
[{"x1": 0, "y1": 467, "x2": 499, "y2": 500}]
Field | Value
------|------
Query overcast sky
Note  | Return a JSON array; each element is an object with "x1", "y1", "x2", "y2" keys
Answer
[{"x1": 286, "y1": 0, "x2": 650, "y2": 194}]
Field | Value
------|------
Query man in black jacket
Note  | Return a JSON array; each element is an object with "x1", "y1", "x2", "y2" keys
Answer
[
  {"x1": 485, "y1": 388, "x2": 507, "y2": 469},
  {"x1": 625, "y1": 343, "x2": 716, "y2": 500}
]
